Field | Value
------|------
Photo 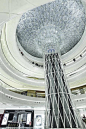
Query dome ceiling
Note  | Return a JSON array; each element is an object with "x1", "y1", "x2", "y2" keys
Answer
[{"x1": 16, "y1": 0, "x2": 86, "y2": 58}]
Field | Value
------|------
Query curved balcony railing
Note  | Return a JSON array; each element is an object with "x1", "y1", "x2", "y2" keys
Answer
[
  {"x1": 0, "y1": 80, "x2": 45, "y2": 98},
  {"x1": 63, "y1": 46, "x2": 86, "y2": 67}
]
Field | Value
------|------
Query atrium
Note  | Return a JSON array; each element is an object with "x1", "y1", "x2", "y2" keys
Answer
[{"x1": 0, "y1": 0, "x2": 86, "y2": 128}]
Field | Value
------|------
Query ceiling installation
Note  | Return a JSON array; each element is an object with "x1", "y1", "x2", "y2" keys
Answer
[{"x1": 16, "y1": 0, "x2": 86, "y2": 58}]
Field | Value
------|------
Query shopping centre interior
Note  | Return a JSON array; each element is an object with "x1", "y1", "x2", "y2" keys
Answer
[{"x1": 0, "y1": 0, "x2": 86, "y2": 128}]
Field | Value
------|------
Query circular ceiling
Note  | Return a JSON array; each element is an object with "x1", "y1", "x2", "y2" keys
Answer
[{"x1": 16, "y1": 0, "x2": 86, "y2": 58}]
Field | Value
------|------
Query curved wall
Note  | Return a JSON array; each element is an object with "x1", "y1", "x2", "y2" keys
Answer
[
  {"x1": 1, "y1": 16, "x2": 86, "y2": 89},
  {"x1": 0, "y1": 0, "x2": 86, "y2": 110}
]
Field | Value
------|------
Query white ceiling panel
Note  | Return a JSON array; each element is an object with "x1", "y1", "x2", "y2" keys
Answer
[
  {"x1": 9, "y1": 0, "x2": 29, "y2": 13},
  {"x1": 26, "y1": 0, "x2": 55, "y2": 6},
  {"x1": 0, "y1": 0, "x2": 9, "y2": 13},
  {"x1": 0, "y1": 13, "x2": 9, "y2": 23}
]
